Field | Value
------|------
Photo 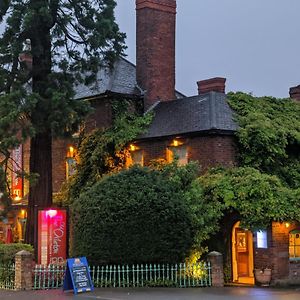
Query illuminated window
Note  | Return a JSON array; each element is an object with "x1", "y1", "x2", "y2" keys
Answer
[
  {"x1": 126, "y1": 150, "x2": 144, "y2": 167},
  {"x1": 66, "y1": 146, "x2": 77, "y2": 179},
  {"x1": 256, "y1": 230, "x2": 268, "y2": 248},
  {"x1": 166, "y1": 145, "x2": 188, "y2": 166},
  {"x1": 289, "y1": 230, "x2": 300, "y2": 260}
]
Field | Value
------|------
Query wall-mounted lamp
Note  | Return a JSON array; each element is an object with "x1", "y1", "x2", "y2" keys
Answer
[
  {"x1": 285, "y1": 222, "x2": 290, "y2": 228},
  {"x1": 170, "y1": 139, "x2": 183, "y2": 147},
  {"x1": 129, "y1": 144, "x2": 139, "y2": 151}
]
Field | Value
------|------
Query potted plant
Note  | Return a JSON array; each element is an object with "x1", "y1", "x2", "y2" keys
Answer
[{"x1": 254, "y1": 267, "x2": 272, "y2": 286}]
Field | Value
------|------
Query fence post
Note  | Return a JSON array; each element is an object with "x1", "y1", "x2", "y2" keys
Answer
[
  {"x1": 208, "y1": 251, "x2": 224, "y2": 287},
  {"x1": 15, "y1": 250, "x2": 34, "y2": 290}
]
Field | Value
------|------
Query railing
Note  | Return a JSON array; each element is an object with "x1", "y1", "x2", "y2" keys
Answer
[
  {"x1": 32, "y1": 262, "x2": 211, "y2": 290},
  {"x1": 33, "y1": 264, "x2": 65, "y2": 290},
  {"x1": 90, "y1": 262, "x2": 211, "y2": 288},
  {"x1": 0, "y1": 263, "x2": 15, "y2": 290}
]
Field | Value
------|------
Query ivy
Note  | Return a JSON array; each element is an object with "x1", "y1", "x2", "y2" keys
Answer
[
  {"x1": 197, "y1": 167, "x2": 300, "y2": 231},
  {"x1": 228, "y1": 92, "x2": 300, "y2": 188},
  {"x1": 193, "y1": 93, "x2": 300, "y2": 230},
  {"x1": 66, "y1": 109, "x2": 153, "y2": 202}
]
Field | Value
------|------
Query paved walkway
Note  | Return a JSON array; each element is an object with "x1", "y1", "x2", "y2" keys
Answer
[{"x1": 0, "y1": 287, "x2": 300, "y2": 300}]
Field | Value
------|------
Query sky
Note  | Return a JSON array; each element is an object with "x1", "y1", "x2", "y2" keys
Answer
[{"x1": 115, "y1": 0, "x2": 300, "y2": 98}]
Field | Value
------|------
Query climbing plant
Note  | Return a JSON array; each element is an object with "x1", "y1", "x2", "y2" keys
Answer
[
  {"x1": 228, "y1": 92, "x2": 300, "y2": 188},
  {"x1": 66, "y1": 107, "x2": 153, "y2": 202}
]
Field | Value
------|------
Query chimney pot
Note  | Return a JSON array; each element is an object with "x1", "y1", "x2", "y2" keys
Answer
[{"x1": 197, "y1": 77, "x2": 226, "y2": 95}]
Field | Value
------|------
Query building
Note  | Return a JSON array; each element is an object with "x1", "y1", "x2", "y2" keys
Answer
[{"x1": 1, "y1": 0, "x2": 299, "y2": 286}]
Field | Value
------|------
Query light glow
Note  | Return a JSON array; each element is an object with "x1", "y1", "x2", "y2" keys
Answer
[
  {"x1": 69, "y1": 146, "x2": 74, "y2": 157},
  {"x1": 129, "y1": 144, "x2": 136, "y2": 151},
  {"x1": 46, "y1": 209, "x2": 58, "y2": 218},
  {"x1": 285, "y1": 222, "x2": 290, "y2": 228}
]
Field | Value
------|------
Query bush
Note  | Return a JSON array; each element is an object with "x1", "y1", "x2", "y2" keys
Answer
[
  {"x1": 0, "y1": 243, "x2": 34, "y2": 264},
  {"x1": 70, "y1": 166, "x2": 194, "y2": 265}
]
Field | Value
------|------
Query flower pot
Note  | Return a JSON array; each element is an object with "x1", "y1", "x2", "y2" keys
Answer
[{"x1": 254, "y1": 268, "x2": 272, "y2": 286}]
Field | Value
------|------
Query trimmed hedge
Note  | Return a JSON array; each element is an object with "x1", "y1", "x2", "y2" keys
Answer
[
  {"x1": 71, "y1": 166, "x2": 194, "y2": 265},
  {"x1": 0, "y1": 243, "x2": 34, "y2": 264}
]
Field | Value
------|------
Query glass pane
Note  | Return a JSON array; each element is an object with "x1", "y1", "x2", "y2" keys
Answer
[{"x1": 257, "y1": 230, "x2": 268, "y2": 248}]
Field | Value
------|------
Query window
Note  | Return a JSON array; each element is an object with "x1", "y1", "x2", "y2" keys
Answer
[
  {"x1": 126, "y1": 150, "x2": 144, "y2": 167},
  {"x1": 256, "y1": 230, "x2": 268, "y2": 249},
  {"x1": 66, "y1": 146, "x2": 77, "y2": 179},
  {"x1": 166, "y1": 145, "x2": 188, "y2": 166},
  {"x1": 289, "y1": 230, "x2": 300, "y2": 260}
]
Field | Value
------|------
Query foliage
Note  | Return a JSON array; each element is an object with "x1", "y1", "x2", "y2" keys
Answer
[
  {"x1": 0, "y1": 243, "x2": 34, "y2": 264},
  {"x1": 228, "y1": 92, "x2": 300, "y2": 188},
  {"x1": 70, "y1": 166, "x2": 194, "y2": 265},
  {"x1": 0, "y1": 0, "x2": 126, "y2": 243},
  {"x1": 67, "y1": 110, "x2": 153, "y2": 202},
  {"x1": 197, "y1": 167, "x2": 300, "y2": 230}
]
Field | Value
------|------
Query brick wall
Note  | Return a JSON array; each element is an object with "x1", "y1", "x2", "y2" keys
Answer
[
  {"x1": 253, "y1": 227, "x2": 273, "y2": 270},
  {"x1": 137, "y1": 134, "x2": 237, "y2": 170},
  {"x1": 85, "y1": 98, "x2": 113, "y2": 132},
  {"x1": 253, "y1": 222, "x2": 300, "y2": 283},
  {"x1": 136, "y1": 0, "x2": 176, "y2": 110},
  {"x1": 270, "y1": 222, "x2": 290, "y2": 281}
]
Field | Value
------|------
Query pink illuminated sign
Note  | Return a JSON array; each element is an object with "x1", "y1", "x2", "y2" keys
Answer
[{"x1": 38, "y1": 209, "x2": 67, "y2": 265}]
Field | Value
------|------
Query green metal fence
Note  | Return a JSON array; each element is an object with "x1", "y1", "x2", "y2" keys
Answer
[
  {"x1": 32, "y1": 261, "x2": 211, "y2": 290},
  {"x1": 33, "y1": 264, "x2": 65, "y2": 290},
  {"x1": 0, "y1": 263, "x2": 15, "y2": 290},
  {"x1": 90, "y1": 262, "x2": 211, "y2": 288}
]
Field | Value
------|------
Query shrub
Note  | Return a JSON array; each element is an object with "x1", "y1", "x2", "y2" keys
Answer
[
  {"x1": 0, "y1": 243, "x2": 34, "y2": 264},
  {"x1": 70, "y1": 166, "x2": 194, "y2": 265}
]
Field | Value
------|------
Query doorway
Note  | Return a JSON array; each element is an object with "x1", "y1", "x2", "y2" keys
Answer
[{"x1": 232, "y1": 221, "x2": 254, "y2": 284}]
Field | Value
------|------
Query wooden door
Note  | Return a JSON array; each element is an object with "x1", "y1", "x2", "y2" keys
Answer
[{"x1": 235, "y1": 228, "x2": 249, "y2": 277}]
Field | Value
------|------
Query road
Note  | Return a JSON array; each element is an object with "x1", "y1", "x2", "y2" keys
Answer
[{"x1": 0, "y1": 287, "x2": 300, "y2": 300}]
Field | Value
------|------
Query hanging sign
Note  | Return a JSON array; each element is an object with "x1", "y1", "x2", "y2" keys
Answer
[
  {"x1": 63, "y1": 257, "x2": 94, "y2": 294},
  {"x1": 37, "y1": 209, "x2": 67, "y2": 265}
]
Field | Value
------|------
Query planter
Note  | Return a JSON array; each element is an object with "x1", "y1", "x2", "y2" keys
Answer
[{"x1": 254, "y1": 268, "x2": 272, "y2": 286}]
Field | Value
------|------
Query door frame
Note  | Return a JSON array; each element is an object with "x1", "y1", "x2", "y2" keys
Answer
[{"x1": 232, "y1": 221, "x2": 254, "y2": 284}]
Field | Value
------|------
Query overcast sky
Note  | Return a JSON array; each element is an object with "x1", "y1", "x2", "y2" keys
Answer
[{"x1": 115, "y1": 0, "x2": 300, "y2": 98}]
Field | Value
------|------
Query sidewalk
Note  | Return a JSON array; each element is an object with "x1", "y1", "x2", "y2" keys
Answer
[{"x1": 0, "y1": 287, "x2": 300, "y2": 300}]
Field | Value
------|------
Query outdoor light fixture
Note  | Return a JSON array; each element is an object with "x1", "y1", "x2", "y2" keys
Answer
[
  {"x1": 171, "y1": 139, "x2": 183, "y2": 147},
  {"x1": 68, "y1": 146, "x2": 75, "y2": 157},
  {"x1": 129, "y1": 144, "x2": 139, "y2": 151},
  {"x1": 46, "y1": 209, "x2": 58, "y2": 218},
  {"x1": 285, "y1": 222, "x2": 290, "y2": 228}
]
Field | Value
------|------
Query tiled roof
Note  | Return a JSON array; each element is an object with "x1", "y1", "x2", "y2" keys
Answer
[
  {"x1": 139, "y1": 92, "x2": 237, "y2": 139},
  {"x1": 74, "y1": 57, "x2": 185, "y2": 99},
  {"x1": 74, "y1": 58, "x2": 139, "y2": 99}
]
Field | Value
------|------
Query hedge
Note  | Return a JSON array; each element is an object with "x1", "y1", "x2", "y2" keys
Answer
[
  {"x1": 70, "y1": 166, "x2": 194, "y2": 265},
  {"x1": 0, "y1": 243, "x2": 34, "y2": 264}
]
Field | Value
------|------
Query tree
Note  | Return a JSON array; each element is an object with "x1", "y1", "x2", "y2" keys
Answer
[{"x1": 0, "y1": 0, "x2": 126, "y2": 246}]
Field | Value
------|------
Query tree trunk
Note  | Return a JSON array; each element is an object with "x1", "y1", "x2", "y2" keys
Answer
[
  {"x1": 25, "y1": 132, "x2": 52, "y2": 247},
  {"x1": 25, "y1": 1, "x2": 53, "y2": 248}
]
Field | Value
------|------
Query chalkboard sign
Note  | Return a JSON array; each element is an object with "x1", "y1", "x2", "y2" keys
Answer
[{"x1": 63, "y1": 257, "x2": 94, "y2": 294}]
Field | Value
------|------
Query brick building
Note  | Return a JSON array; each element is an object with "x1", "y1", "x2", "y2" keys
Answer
[{"x1": 1, "y1": 0, "x2": 299, "y2": 285}]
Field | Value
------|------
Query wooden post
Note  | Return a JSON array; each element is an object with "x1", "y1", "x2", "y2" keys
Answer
[
  {"x1": 208, "y1": 251, "x2": 224, "y2": 287},
  {"x1": 15, "y1": 250, "x2": 33, "y2": 290}
]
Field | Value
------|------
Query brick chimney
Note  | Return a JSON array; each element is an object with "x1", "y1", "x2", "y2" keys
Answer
[
  {"x1": 289, "y1": 85, "x2": 300, "y2": 102},
  {"x1": 197, "y1": 77, "x2": 226, "y2": 95},
  {"x1": 136, "y1": 0, "x2": 176, "y2": 111}
]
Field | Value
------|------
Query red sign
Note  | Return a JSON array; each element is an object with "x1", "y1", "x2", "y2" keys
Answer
[
  {"x1": 11, "y1": 144, "x2": 23, "y2": 198},
  {"x1": 38, "y1": 209, "x2": 67, "y2": 265}
]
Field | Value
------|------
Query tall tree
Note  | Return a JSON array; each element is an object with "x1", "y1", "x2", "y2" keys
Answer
[{"x1": 0, "y1": 0, "x2": 125, "y2": 246}]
